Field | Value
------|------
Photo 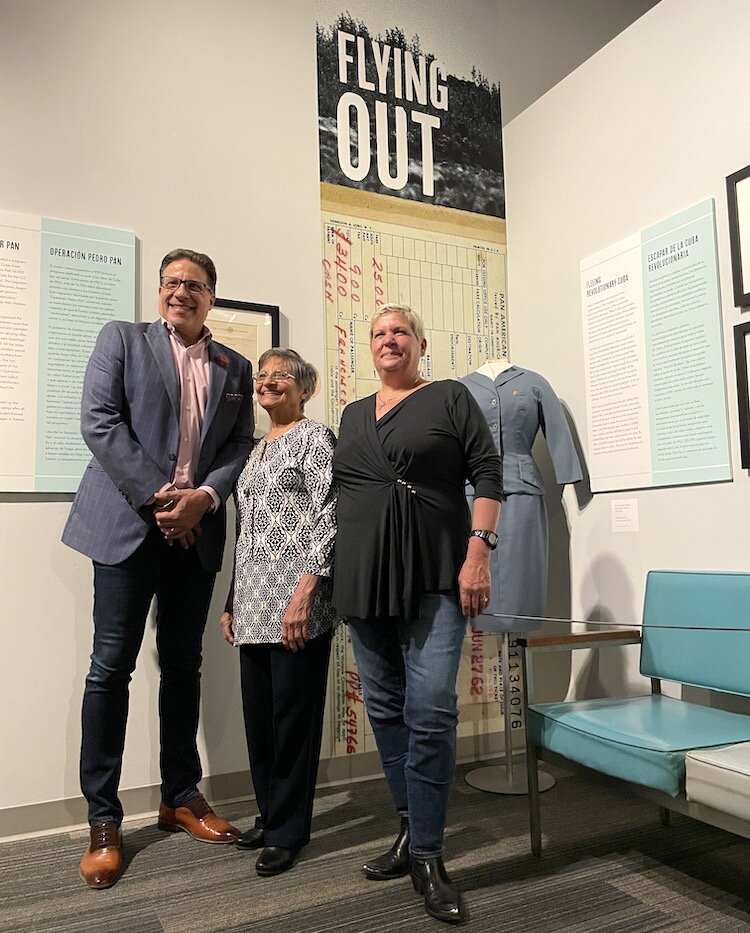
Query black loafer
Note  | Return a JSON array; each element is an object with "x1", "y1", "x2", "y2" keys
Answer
[
  {"x1": 236, "y1": 826, "x2": 265, "y2": 850},
  {"x1": 256, "y1": 846, "x2": 300, "y2": 877},
  {"x1": 362, "y1": 818, "x2": 411, "y2": 880},
  {"x1": 411, "y1": 856, "x2": 467, "y2": 924}
]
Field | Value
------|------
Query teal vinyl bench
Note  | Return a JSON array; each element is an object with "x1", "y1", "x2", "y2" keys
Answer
[{"x1": 520, "y1": 570, "x2": 750, "y2": 856}]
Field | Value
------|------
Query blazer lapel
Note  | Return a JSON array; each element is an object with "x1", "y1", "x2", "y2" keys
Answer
[
  {"x1": 145, "y1": 320, "x2": 180, "y2": 417},
  {"x1": 201, "y1": 342, "x2": 229, "y2": 442}
]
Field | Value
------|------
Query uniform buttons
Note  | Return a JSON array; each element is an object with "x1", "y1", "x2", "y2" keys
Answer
[{"x1": 491, "y1": 398, "x2": 497, "y2": 406}]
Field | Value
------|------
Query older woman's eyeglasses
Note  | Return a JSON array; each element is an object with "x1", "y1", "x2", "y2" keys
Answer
[
  {"x1": 253, "y1": 370, "x2": 297, "y2": 383},
  {"x1": 160, "y1": 276, "x2": 213, "y2": 295}
]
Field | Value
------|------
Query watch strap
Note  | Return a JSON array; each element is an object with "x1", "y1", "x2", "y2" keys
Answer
[{"x1": 470, "y1": 529, "x2": 498, "y2": 549}]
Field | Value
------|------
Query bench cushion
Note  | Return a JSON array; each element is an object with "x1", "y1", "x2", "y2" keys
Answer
[
  {"x1": 528, "y1": 695, "x2": 750, "y2": 797},
  {"x1": 686, "y1": 742, "x2": 750, "y2": 820}
]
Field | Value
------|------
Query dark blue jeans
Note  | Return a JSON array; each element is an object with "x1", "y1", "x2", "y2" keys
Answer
[
  {"x1": 80, "y1": 526, "x2": 215, "y2": 825},
  {"x1": 347, "y1": 593, "x2": 466, "y2": 858}
]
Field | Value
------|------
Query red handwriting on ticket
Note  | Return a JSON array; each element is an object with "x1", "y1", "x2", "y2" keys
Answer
[
  {"x1": 322, "y1": 258, "x2": 334, "y2": 305},
  {"x1": 330, "y1": 227, "x2": 362, "y2": 302},
  {"x1": 372, "y1": 257, "x2": 385, "y2": 310},
  {"x1": 345, "y1": 669, "x2": 363, "y2": 754},
  {"x1": 334, "y1": 324, "x2": 348, "y2": 408}
]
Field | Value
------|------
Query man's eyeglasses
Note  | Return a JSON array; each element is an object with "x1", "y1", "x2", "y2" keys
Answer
[
  {"x1": 160, "y1": 276, "x2": 213, "y2": 296},
  {"x1": 253, "y1": 371, "x2": 297, "y2": 383}
]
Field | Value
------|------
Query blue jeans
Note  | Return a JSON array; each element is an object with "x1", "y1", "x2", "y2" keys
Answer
[
  {"x1": 80, "y1": 526, "x2": 215, "y2": 825},
  {"x1": 347, "y1": 593, "x2": 466, "y2": 858}
]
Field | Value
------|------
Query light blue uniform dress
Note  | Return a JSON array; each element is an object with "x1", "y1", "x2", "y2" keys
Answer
[{"x1": 460, "y1": 366, "x2": 582, "y2": 632}]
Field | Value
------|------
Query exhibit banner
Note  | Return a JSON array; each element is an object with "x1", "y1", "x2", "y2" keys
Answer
[
  {"x1": 0, "y1": 209, "x2": 135, "y2": 492},
  {"x1": 581, "y1": 199, "x2": 731, "y2": 492},
  {"x1": 316, "y1": 4, "x2": 504, "y2": 216},
  {"x1": 317, "y1": 2, "x2": 510, "y2": 756}
]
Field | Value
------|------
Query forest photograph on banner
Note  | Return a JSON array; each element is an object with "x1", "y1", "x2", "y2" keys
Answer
[{"x1": 316, "y1": 3, "x2": 504, "y2": 218}]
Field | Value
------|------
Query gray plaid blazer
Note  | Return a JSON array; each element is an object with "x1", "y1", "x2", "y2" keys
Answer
[{"x1": 62, "y1": 319, "x2": 254, "y2": 572}]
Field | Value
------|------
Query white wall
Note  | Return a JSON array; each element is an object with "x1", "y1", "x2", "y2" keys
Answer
[
  {"x1": 0, "y1": 0, "x2": 678, "y2": 836},
  {"x1": 503, "y1": 0, "x2": 750, "y2": 693}
]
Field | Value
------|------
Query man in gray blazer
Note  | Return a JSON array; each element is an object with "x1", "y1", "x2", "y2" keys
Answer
[{"x1": 63, "y1": 248, "x2": 254, "y2": 889}]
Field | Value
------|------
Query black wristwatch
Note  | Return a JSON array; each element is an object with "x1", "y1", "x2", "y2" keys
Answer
[{"x1": 470, "y1": 529, "x2": 499, "y2": 550}]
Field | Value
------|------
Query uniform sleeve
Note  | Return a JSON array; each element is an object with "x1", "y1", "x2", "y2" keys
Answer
[
  {"x1": 535, "y1": 376, "x2": 583, "y2": 485},
  {"x1": 449, "y1": 383, "x2": 504, "y2": 500},
  {"x1": 301, "y1": 426, "x2": 338, "y2": 577}
]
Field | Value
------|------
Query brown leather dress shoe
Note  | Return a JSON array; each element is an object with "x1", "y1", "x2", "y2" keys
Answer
[
  {"x1": 157, "y1": 794, "x2": 239, "y2": 843},
  {"x1": 79, "y1": 821, "x2": 123, "y2": 889}
]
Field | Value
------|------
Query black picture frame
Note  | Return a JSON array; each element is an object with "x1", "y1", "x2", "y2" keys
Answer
[
  {"x1": 207, "y1": 299, "x2": 280, "y2": 438},
  {"x1": 210, "y1": 298, "x2": 279, "y2": 349},
  {"x1": 726, "y1": 165, "x2": 750, "y2": 307},
  {"x1": 733, "y1": 321, "x2": 750, "y2": 468},
  {"x1": 207, "y1": 298, "x2": 280, "y2": 367}
]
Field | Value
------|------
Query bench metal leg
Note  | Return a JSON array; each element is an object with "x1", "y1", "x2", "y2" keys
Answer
[{"x1": 527, "y1": 740, "x2": 542, "y2": 856}]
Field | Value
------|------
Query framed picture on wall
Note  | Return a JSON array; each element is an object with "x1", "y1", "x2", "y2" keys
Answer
[
  {"x1": 733, "y1": 321, "x2": 750, "y2": 468},
  {"x1": 727, "y1": 165, "x2": 750, "y2": 307},
  {"x1": 207, "y1": 298, "x2": 280, "y2": 437}
]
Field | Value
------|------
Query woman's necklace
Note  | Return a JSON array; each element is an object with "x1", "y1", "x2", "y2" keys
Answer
[
  {"x1": 264, "y1": 416, "x2": 306, "y2": 442},
  {"x1": 376, "y1": 376, "x2": 425, "y2": 411}
]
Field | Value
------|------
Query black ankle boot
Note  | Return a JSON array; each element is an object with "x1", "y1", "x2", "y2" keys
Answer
[
  {"x1": 410, "y1": 856, "x2": 466, "y2": 924},
  {"x1": 362, "y1": 817, "x2": 411, "y2": 880}
]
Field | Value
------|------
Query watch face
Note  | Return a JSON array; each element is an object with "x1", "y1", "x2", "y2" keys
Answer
[{"x1": 472, "y1": 530, "x2": 498, "y2": 548}]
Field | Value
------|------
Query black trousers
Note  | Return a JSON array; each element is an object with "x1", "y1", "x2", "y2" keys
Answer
[{"x1": 239, "y1": 628, "x2": 333, "y2": 849}]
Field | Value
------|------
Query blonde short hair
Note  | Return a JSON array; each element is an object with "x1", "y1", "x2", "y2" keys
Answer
[{"x1": 369, "y1": 303, "x2": 425, "y2": 343}]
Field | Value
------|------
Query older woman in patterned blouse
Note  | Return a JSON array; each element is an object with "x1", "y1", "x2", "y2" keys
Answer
[{"x1": 220, "y1": 348, "x2": 338, "y2": 877}]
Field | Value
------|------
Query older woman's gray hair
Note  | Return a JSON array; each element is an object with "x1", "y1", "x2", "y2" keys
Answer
[{"x1": 257, "y1": 348, "x2": 318, "y2": 406}]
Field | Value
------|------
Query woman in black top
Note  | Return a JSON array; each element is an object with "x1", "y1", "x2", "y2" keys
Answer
[{"x1": 333, "y1": 305, "x2": 503, "y2": 925}]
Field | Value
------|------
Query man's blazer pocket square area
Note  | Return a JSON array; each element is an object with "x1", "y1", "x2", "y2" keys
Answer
[{"x1": 225, "y1": 393, "x2": 243, "y2": 403}]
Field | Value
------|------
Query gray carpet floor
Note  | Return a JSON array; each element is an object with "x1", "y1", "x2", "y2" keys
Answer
[{"x1": 2, "y1": 761, "x2": 750, "y2": 932}]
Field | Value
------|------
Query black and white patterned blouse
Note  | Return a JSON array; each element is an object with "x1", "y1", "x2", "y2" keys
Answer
[{"x1": 231, "y1": 419, "x2": 339, "y2": 645}]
